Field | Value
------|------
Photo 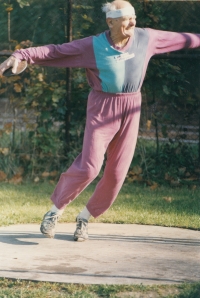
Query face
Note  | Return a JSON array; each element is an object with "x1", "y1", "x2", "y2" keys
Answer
[{"x1": 108, "y1": 14, "x2": 136, "y2": 38}]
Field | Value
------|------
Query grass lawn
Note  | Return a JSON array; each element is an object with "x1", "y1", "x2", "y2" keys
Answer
[
  {"x1": 0, "y1": 279, "x2": 200, "y2": 298},
  {"x1": 0, "y1": 180, "x2": 199, "y2": 297},
  {"x1": 0, "y1": 180, "x2": 199, "y2": 229}
]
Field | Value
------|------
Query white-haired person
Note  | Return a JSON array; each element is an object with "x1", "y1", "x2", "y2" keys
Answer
[{"x1": 0, "y1": 0, "x2": 199, "y2": 241}]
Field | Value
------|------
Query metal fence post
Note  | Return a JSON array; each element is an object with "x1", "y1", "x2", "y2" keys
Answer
[{"x1": 64, "y1": 0, "x2": 72, "y2": 154}]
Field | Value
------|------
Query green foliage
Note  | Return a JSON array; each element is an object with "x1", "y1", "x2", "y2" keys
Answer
[
  {"x1": 0, "y1": 0, "x2": 200, "y2": 182},
  {"x1": 177, "y1": 283, "x2": 200, "y2": 298},
  {"x1": 133, "y1": 139, "x2": 199, "y2": 186},
  {"x1": 0, "y1": 64, "x2": 67, "y2": 176}
]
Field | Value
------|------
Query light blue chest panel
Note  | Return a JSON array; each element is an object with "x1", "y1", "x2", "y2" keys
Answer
[{"x1": 93, "y1": 28, "x2": 150, "y2": 93}]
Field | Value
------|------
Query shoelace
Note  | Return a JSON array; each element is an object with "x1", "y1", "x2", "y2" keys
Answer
[
  {"x1": 44, "y1": 213, "x2": 58, "y2": 228},
  {"x1": 76, "y1": 219, "x2": 87, "y2": 233}
]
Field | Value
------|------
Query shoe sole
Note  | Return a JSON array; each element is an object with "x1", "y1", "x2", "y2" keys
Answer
[
  {"x1": 42, "y1": 233, "x2": 54, "y2": 239},
  {"x1": 40, "y1": 227, "x2": 55, "y2": 239},
  {"x1": 74, "y1": 235, "x2": 88, "y2": 242}
]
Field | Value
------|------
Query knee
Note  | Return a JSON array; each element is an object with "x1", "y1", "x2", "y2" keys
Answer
[
  {"x1": 104, "y1": 168, "x2": 126, "y2": 185},
  {"x1": 84, "y1": 165, "x2": 99, "y2": 181}
]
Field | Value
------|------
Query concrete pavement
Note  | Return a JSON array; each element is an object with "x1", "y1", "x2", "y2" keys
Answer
[{"x1": 0, "y1": 223, "x2": 199, "y2": 285}]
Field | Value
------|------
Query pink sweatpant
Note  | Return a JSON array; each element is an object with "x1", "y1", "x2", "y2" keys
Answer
[{"x1": 51, "y1": 90, "x2": 141, "y2": 218}]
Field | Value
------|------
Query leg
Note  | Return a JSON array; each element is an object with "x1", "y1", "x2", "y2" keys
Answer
[
  {"x1": 87, "y1": 92, "x2": 141, "y2": 218},
  {"x1": 40, "y1": 90, "x2": 122, "y2": 238},
  {"x1": 50, "y1": 90, "x2": 120, "y2": 209}
]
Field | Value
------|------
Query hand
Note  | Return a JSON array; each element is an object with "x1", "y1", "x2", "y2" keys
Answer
[{"x1": 0, "y1": 56, "x2": 19, "y2": 76}]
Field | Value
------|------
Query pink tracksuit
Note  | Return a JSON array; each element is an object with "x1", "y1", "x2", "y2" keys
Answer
[{"x1": 13, "y1": 28, "x2": 200, "y2": 217}]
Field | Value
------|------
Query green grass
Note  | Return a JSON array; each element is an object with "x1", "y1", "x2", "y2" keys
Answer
[
  {"x1": 0, "y1": 279, "x2": 199, "y2": 297},
  {"x1": 0, "y1": 181, "x2": 199, "y2": 229},
  {"x1": 0, "y1": 181, "x2": 199, "y2": 297}
]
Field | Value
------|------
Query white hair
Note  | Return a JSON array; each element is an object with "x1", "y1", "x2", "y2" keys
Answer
[
  {"x1": 102, "y1": 2, "x2": 135, "y2": 18},
  {"x1": 102, "y1": 1, "x2": 135, "y2": 18},
  {"x1": 102, "y1": 2, "x2": 117, "y2": 14}
]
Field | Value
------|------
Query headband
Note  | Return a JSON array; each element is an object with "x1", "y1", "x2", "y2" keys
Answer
[{"x1": 106, "y1": 7, "x2": 135, "y2": 18}]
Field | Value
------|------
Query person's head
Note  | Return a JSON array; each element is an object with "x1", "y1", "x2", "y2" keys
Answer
[{"x1": 102, "y1": 1, "x2": 136, "y2": 39}]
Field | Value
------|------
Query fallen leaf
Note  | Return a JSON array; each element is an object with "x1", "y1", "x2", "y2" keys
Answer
[
  {"x1": 38, "y1": 73, "x2": 43, "y2": 82},
  {"x1": 15, "y1": 44, "x2": 21, "y2": 50},
  {"x1": 26, "y1": 123, "x2": 37, "y2": 131},
  {"x1": 150, "y1": 182, "x2": 158, "y2": 190},
  {"x1": 146, "y1": 120, "x2": 151, "y2": 130},
  {"x1": 189, "y1": 185, "x2": 197, "y2": 190},
  {"x1": 178, "y1": 167, "x2": 186, "y2": 175},
  {"x1": 0, "y1": 148, "x2": 9, "y2": 155},
  {"x1": 4, "y1": 122, "x2": 12, "y2": 134},
  {"x1": 34, "y1": 177, "x2": 40, "y2": 183},
  {"x1": 16, "y1": 167, "x2": 24, "y2": 175},
  {"x1": 163, "y1": 196, "x2": 172, "y2": 203},
  {"x1": 31, "y1": 101, "x2": 39, "y2": 107},
  {"x1": 7, "y1": 76, "x2": 21, "y2": 82},
  {"x1": 24, "y1": 78, "x2": 30, "y2": 84},
  {"x1": 170, "y1": 180, "x2": 180, "y2": 187},
  {"x1": 146, "y1": 180, "x2": 152, "y2": 186},
  {"x1": 41, "y1": 171, "x2": 50, "y2": 178},
  {"x1": 22, "y1": 114, "x2": 29, "y2": 123},
  {"x1": 133, "y1": 175, "x2": 143, "y2": 182},
  {"x1": 0, "y1": 171, "x2": 7, "y2": 181},
  {"x1": 128, "y1": 171, "x2": 136, "y2": 176},
  {"x1": 8, "y1": 76, "x2": 21, "y2": 82},
  {"x1": 13, "y1": 83, "x2": 22, "y2": 93},
  {"x1": 9, "y1": 174, "x2": 23, "y2": 184},
  {"x1": 127, "y1": 177, "x2": 134, "y2": 182},
  {"x1": 20, "y1": 154, "x2": 31, "y2": 161},
  {"x1": 49, "y1": 180, "x2": 56, "y2": 185},
  {"x1": 185, "y1": 172, "x2": 191, "y2": 178},
  {"x1": 0, "y1": 88, "x2": 6, "y2": 95},
  {"x1": 131, "y1": 165, "x2": 142, "y2": 175},
  {"x1": 183, "y1": 176, "x2": 198, "y2": 181},
  {"x1": 49, "y1": 171, "x2": 58, "y2": 177},
  {"x1": 165, "y1": 173, "x2": 171, "y2": 181}
]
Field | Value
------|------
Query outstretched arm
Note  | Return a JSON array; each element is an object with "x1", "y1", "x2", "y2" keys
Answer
[
  {"x1": 147, "y1": 28, "x2": 200, "y2": 56},
  {"x1": 0, "y1": 36, "x2": 93, "y2": 75},
  {"x1": 12, "y1": 40, "x2": 84, "y2": 67}
]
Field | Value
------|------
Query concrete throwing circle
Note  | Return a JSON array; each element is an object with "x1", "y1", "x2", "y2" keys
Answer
[{"x1": 0, "y1": 223, "x2": 199, "y2": 284}]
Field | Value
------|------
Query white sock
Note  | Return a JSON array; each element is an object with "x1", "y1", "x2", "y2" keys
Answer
[
  {"x1": 77, "y1": 207, "x2": 91, "y2": 221},
  {"x1": 50, "y1": 205, "x2": 64, "y2": 216}
]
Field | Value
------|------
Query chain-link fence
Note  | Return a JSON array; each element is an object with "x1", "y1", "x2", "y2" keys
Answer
[
  {"x1": 139, "y1": 53, "x2": 200, "y2": 153},
  {"x1": 0, "y1": 0, "x2": 200, "y2": 183}
]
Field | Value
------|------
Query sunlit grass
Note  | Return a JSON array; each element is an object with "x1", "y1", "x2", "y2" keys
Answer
[
  {"x1": 0, "y1": 181, "x2": 199, "y2": 230},
  {"x1": 0, "y1": 278, "x2": 199, "y2": 297}
]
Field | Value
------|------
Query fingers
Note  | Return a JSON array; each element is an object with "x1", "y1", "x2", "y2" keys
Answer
[
  {"x1": 12, "y1": 57, "x2": 19, "y2": 74},
  {"x1": 0, "y1": 57, "x2": 11, "y2": 75},
  {"x1": 0, "y1": 56, "x2": 19, "y2": 75},
  {"x1": 0, "y1": 59, "x2": 7, "y2": 76}
]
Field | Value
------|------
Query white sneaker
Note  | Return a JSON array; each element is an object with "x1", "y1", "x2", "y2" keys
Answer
[
  {"x1": 74, "y1": 217, "x2": 88, "y2": 242},
  {"x1": 40, "y1": 211, "x2": 60, "y2": 238}
]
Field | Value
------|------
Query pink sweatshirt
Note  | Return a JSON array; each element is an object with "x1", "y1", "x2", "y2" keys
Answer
[{"x1": 13, "y1": 28, "x2": 200, "y2": 93}]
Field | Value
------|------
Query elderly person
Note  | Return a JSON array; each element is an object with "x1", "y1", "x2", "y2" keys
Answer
[{"x1": 0, "y1": 0, "x2": 199, "y2": 241}]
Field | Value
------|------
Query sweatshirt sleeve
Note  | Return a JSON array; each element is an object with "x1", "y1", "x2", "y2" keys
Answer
[
  {"x1": 147, "y1": 28, "x2": 200, "y2": 56},
  {"x1": 12, "y1": 36, "x2": 94, "y2": 68}
]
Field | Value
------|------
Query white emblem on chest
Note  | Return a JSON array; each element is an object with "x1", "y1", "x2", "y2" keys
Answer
[{"x1": 113, "y1": 52, "x2": 135, "y2": 62}]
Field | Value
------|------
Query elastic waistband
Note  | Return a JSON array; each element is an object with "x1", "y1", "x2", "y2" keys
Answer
[{"x1": 90, "y1": 89, "x2": 141, "y2": 98}]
